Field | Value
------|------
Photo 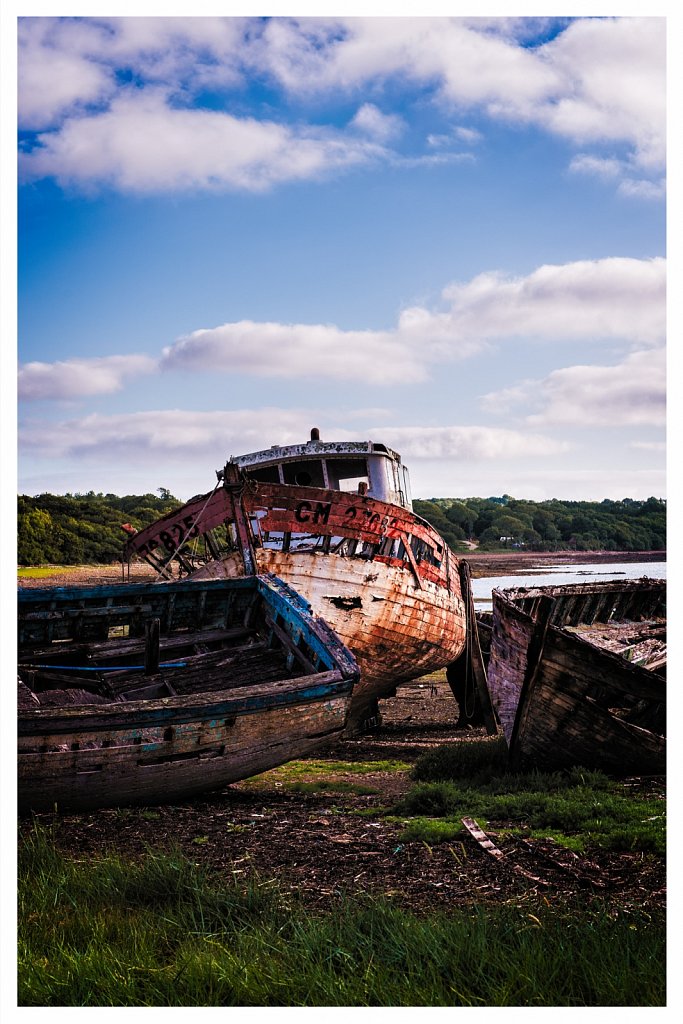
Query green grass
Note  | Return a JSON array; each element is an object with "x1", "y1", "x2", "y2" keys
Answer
[
  {"x1": 241, "y1": 758, "x2": 411, "y2": 793},
  {"x1": 411, "y1": 735, "x2": 510, "y2": 783},
  {"x1": 392, "y1": 765, "x2": 665, "y2": 855},
  {"x1": 255, "y1": 758, "x2": 412, "y2": 778},
  {"x1": 18, "y1": 823, "x2": 665, "y2": 1007}
]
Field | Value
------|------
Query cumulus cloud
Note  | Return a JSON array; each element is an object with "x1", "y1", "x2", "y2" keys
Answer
[
  {"x1": 18, "y1": 355, "x2": 157, "y2": 401},
  {"x1": 20, "y1": 88, "x2": 384, "y2": 193},
  {"x1": 532, "y1": 17, "x2": 665, "y2": 168},
  {"x1": 17, "y1": 16, "x2": 664, "y2": 195},
  {"x1": 350, "y1": 103, "x2": 404, "y2": 142},
  {"x1": 163, "y1": 257, "x2": 665, "y2": 379},
  {"x1": 257, "y1": 17, "x2": 664, "y2": 170},
  {"x1": 18, "y1": 16, "x2": 246, "y2": 127},
  {"x1": 365, "y1": 425, "x2": 570, "y2": 461},
  {"x1": 569, "y1": 155, "x2": 665, "y2": 201},
  {"x1": 617, "y1": 178, "x2": 666, "y2": 201},
  {"x1": 440, "y1": 257, "x2": 665, "y2": 346},
  {"x1": 17, "y1": 17, "x2": 114, "y2": 126},
  {"x1": 18, "y1": 408, "x2": 567, "y2": 470},
  {"x1": 569, "y1": 154, "x2": 622, "y2": 180},
  {"x1": 24, "y1": 257, "x2": 665, "y2": 400},
  {"x1": 481, "y1": 348, "x2": 666, "y2": 428},
  {"x1": 161, "y1": 320, "x2": 426, "y2": 384},
  {"x1": 18, "y1": 408, "x2": 316, "y2": 461}
]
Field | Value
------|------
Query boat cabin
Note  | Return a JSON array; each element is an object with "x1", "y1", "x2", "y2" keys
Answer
[{"x1": 229, "y1": 429, "x2": 413, "y2": 510}]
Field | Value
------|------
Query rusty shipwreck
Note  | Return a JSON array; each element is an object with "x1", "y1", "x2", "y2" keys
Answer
[
  {"x1": 18, "y1": 574, "x2": 359, "y2": 812},
  {"x1": 122, "y1": 430, "x2": 471, "y2": 732},
  {"x1": 486, "y1": 578, "x2": 666, "y2": 774}
]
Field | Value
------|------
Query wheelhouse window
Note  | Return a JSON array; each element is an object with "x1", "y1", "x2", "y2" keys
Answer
[
  {"x1": 246, "y1": 465, "x2": 281, "y2": 484},
  {"x1": 282, "y1": 459, "x2": 326, "y2": 488},
  {"x1": 325, "y1": 457, "x2": 369, "y2": 493}
]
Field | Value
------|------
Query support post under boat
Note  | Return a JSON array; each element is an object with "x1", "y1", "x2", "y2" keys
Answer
[{"x1": 445, "y1": 562, "x2": 500, "y2": 736}]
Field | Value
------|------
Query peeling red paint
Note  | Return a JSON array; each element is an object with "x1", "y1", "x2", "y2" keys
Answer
[{"x1": 124, "y1": 465, "x2": 467, "y2": 731}]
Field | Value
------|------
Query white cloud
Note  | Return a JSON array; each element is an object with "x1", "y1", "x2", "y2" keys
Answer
[
  {"x1": 350, "y1": 103, "x2": 404, "y2": 142},
  {"x1": 161, "y1": 320, "x2": 427, "y2": 384},
  {"x1": 569, "y1": 155, "x2": 665, "y2": 201},
  {"x1": 440, "y1": 257, "x2": 665, "y2": 347},
  {"x1": 18, "y1": 16, "x2": 246, "y2": 127},
  {"x1": 138, "y1": 255, "x2": 669, "y2": 391},
  {"x1": 257, "y1": 16, "x2": 664, "y2": 171},
  {"x1": 482, "y1": 349, "x2": 666, "y2": 428},
  {"x1": 18, "y1": 355, "x2": 157, "y2": 401},
  {"x1": 17, "y1": 16, "x2": 665, "y2": 195},
  {"x1": 533, "y1": 17, "x2": 665, "y2": 168},
  {"x1": 569, "y1": 154, "x2": 622, "y2": 180},
  {"x1": 24, "y1": 258, "x2": 665, "y2": 399},
  {"x1": 366, "y1": 424, "x2": 570, "y2": 461},
  {"x1": 18, "y1": 408, "x2": 317, "y2": 461},
  {"x1": 617, "y1": 177, "x2": 666, "y2": 201},
  {"x1": 18, "y1": 408, "x2": 568, "y2": 474},
  {"x1": 18, "y1": 18, "x2": 114, "y2": 128},
  {"x1": 20, "y1": 88, "x2": 384, "y2": 193}
]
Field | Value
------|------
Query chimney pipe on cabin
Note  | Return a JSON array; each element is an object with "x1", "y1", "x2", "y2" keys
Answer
[{"x1": 310, "y1": 427, "x2": 320, "y2": 441}]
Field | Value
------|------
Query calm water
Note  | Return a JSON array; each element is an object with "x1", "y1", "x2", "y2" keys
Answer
[{"x1": 471, "y1": 560, "x2": 667, "y2": 611}]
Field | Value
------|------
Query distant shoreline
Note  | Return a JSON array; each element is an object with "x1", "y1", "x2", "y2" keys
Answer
[
  {"x1": 17, "y1": 550, "x2": 666, "y2": 587},
  {"x1": 464, "y1": 549, "x2": 666, "y2": 578}
]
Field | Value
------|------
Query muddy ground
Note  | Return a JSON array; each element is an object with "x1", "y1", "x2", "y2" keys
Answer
[
  {"x1": 20, "y1": 677, "x2": 666, "y2": 916},
  {"x1": 18, "y1": 554, "x2": 666, "y2": 915}
]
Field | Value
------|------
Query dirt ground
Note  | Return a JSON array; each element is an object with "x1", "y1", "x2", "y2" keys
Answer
[
  {"x1": 18, "y1": 554, "x2": 666, "y2": 915},
  {"x1": 19, "y1": 677, "x2": 666, "y2": 916}
]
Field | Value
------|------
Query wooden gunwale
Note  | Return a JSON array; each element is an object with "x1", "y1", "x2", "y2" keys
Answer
[{"x1": 19, "y1": 671, "x2": 352, "y2": 737}]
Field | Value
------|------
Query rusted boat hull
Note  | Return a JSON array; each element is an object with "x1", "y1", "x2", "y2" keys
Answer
[
  {"x1": 18, "y1": 574, "x2": 359, "y2": 812},
  {"x1": 124, "y1": 474, "x2": 467, "y2": 731},
  {"x1": 190, "y1": 548, "x2": 466, "y2": 728},
  {"x1": 486, "y1": 579, "x2": 666, "y2": 774}
]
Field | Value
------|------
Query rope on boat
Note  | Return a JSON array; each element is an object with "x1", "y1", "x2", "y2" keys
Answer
[{"x1": 152, "y1": 476, "x2": 223, "y2": 582}]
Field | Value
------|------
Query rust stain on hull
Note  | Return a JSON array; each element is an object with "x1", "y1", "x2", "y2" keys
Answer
[
  {"x1": 190, "y1": 548, "x2": 467, "y2": 725},
  {"x1": 125, "y1": 478, "x2": 467, "y2": 729}
]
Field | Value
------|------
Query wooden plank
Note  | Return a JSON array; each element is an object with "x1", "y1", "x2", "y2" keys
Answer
[{"x1": 461, "y1": 818, "x2": 549, "y2": 886}]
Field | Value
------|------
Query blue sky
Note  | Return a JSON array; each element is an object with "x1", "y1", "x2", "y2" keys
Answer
[{"x1": 10, "y1": 7, "x2": 668, "y2": 503}]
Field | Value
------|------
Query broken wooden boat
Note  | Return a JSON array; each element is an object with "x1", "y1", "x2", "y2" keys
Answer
[
  {"x1": 486, "y1": 578, "x2": 666, "y2": 774},
  {"x1": 18, "y1": 573, "x2": 359, "y2": 812},
  {"x1": 121, "y1": 430, "x2": 468, "y2": 732}
]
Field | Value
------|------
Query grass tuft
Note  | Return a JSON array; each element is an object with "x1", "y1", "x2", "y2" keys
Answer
[{"x1": 412, "y1": 736, "x2": 509, "y2": 783}]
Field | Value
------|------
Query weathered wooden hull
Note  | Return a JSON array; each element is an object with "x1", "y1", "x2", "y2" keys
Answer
[
  {"x1": 18, "y1": 574, "x2": 359, "y2": 811},
  {"x1": 190, "y1": 549, "x2": 466, "y2": 728},
  {"x1": 123, "y1": 479, "x2": 467, "y2": 730},
  {"x1": 18, "y1": 675, "x2": 352, "y2": 812},
  {"x1": 486, "y1": 579, "x2": 666, "y2": 774}
]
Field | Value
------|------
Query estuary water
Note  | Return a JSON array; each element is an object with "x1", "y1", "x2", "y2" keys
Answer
[{"x1": 471, "y1": 560, "x2": 667, "y2": 611}]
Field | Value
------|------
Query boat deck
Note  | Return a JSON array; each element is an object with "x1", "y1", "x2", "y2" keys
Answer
[{"x1": 564, "y1": 618, "x2": 666, "y2": 672}]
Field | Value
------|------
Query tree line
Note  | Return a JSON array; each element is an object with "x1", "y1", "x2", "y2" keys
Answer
[
  {"x1": 17, "y1": 489, "x2": 666, "y2": 565},
  {"x1": 413, "y1": 495, "x2": 666, "y2": 554},
  {"x1": 18, "y1": 490, "x2": 181, "y2": 566}
]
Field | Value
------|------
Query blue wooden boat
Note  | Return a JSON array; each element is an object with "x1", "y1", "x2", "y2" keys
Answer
[{"x1": 18, "y1": 574, "x2": 359, "y2": 812}]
